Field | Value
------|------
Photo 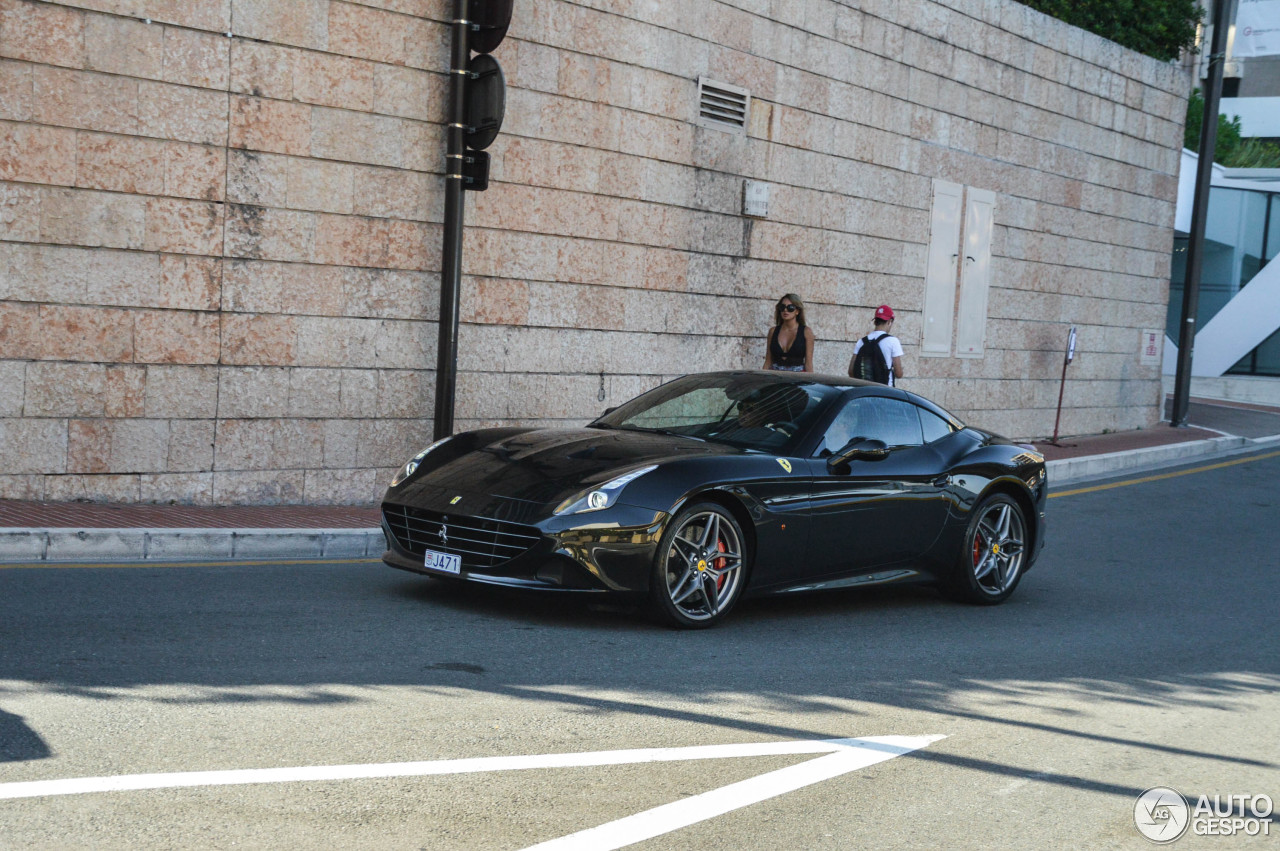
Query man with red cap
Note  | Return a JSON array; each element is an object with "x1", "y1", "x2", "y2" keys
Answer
[{"x1": 848, "y1": 304, "x2": 904, "y2": 386}]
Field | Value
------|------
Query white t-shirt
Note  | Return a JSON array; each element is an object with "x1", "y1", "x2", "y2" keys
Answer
[{"x1": 852, "y1": 330, "x2": 904, "y2": 386}]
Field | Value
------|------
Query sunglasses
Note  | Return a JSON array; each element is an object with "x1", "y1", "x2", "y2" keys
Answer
[{"x1": 779, "y1": 304, "x2": 798, "y2": 313}]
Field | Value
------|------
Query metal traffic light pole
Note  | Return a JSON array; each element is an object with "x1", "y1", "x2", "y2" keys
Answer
[
  {"x1": 433, "y1": 0, "x2": 470, "y2": 441},
  {"x1": 1171, "y1": 0, "x2": 1231, "y2": 428}
]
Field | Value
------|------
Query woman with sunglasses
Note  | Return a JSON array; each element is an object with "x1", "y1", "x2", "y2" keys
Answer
[{"x1": 762, "y1": 293, "x2": 814, "y2": 372}]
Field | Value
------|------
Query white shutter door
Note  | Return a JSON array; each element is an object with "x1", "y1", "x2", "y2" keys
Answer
[
  {"x1": 955, "y1": 188, "x2": 995, "y2": 359},
  {"x1": 921, "y1": 180, "x2": 964, "y2": 357}
]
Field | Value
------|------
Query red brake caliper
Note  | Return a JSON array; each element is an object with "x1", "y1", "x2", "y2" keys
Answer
[
  {"x1": 714, "y1": 539, "x2": 728, "y2": 589},
  {"x1": 972, "y1": 532, "x2": 983, "y2": 567}
]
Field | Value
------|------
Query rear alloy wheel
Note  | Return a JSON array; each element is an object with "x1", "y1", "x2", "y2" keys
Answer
[
  {"x1": 947, "y1": 493, "x2": 1027, "y2": 605},
  {"x1": 650, "y1": 502, "x2": 747, "y2": 628}
]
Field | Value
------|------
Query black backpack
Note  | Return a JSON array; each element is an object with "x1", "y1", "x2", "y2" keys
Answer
[{"x1": 851, "y1": 335, "x2": 890, "y2": 384}]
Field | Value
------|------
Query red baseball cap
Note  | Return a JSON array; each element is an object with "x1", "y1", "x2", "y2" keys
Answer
[{"x1": 875, "y1": 304, "x2": 894, "y2": 321}]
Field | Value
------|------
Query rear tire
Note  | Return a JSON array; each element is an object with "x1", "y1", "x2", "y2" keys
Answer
[
  {"x1": 944, "y1": 493, "x2": 1027, "y2": 605},
  {"x1": 648, "y1": 502, "x2": 748, "y2": 629}
]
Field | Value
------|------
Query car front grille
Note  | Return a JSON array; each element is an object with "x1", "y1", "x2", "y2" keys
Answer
[{"x1": 382, "y1": 504, "x2": 542, "y2": 570}]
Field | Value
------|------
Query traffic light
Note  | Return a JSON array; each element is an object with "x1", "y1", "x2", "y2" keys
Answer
[{"x1": 459, "y1": 0, "x2": 511, "y2": 190}]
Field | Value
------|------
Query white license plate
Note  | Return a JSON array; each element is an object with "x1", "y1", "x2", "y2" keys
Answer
[{"x1": 423, "y1": 549, "x2": 461, "y2": 574}]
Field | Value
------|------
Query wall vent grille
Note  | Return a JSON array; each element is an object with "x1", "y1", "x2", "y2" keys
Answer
[{"x1": 698, "y1": 77, "x2": 749, "y2": 134}]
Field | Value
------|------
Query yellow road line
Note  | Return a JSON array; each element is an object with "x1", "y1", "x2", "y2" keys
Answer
[
  {"x1": 1050, "y1": 448, "x2": 1280, "y2": 498},
  {"x1": 0, "y1": 557, "x2": 382, "y2": 570}
]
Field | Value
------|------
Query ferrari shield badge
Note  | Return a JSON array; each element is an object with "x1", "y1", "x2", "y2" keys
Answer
[{"x1": 776, "y1": 459, "x2": 792, "y2": 473}]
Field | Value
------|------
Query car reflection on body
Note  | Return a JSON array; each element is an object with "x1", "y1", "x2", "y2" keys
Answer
[{"x1": 380, "y1": 370, "x2": 1047, "y2": 628}]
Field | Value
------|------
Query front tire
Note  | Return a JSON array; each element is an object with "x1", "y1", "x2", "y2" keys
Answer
[
  {"x1": 945, "y1": 493, "x2": 1027, "y2": 605},
  {"x1": 649, "y1": 502, "x2": 748, "y2": 629}
]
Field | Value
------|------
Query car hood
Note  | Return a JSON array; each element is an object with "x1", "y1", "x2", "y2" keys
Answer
[{"x1": 389, "y1": 427, "x2": 738, "y2": 512}]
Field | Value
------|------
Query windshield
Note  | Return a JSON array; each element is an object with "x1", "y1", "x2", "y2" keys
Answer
[{"x1": 592, "y1": 373, "x2": 832, "y2": 451}]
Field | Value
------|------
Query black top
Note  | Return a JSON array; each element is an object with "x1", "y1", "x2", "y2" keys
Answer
[{"x1": 768, "y1": 325, "x2": 808, "y2": 367}]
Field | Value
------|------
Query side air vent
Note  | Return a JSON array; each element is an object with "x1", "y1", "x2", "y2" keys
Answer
[{"x1": 697, "y1": 77, "x2": 749, "y2": 134}]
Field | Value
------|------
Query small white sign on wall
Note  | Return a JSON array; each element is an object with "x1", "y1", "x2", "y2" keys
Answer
[
  {"x1": 743, "y1": 180, "x2": 770, "y2": 218},
  {"x1": 1139, "y1": 329, "x2": 1163, "y2": 366}
]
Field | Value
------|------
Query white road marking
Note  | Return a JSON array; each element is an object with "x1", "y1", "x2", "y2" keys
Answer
[
  {"x1": 0, "y1": 735, "x2": 942, "y2": 803},
  {"x1": 520, "y1": 735, "x2": 944, "y2": 851}
]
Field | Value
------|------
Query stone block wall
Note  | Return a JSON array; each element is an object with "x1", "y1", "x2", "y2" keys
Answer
[{"x1": 0, "y1": 0, "x2": 1190, "y2": 505}]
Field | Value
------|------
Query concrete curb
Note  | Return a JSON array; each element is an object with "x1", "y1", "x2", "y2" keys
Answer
[
  {"x1": 1046, "y1": 433, "x2": 1280, "y2": 486},
  {"x1": 0, "y1": 527, "x2": 385, "y2": 564}
]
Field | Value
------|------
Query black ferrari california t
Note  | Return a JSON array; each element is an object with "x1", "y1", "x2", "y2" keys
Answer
[{"x1": 381, "y1": 370, "x2": 1047, "y2": 628}]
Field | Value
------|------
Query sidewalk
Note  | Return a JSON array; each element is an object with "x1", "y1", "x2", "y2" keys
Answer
[{"x1": 4, "y1": 396, "x2": 1280, "y2": 564}]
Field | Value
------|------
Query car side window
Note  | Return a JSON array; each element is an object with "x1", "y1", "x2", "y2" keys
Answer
[
  {"x1": 817, "y1": 397, "x2": 924, "y2": 455},
  {"x1": 919, "y1": 407, "x2": 958, "y2": 443}
]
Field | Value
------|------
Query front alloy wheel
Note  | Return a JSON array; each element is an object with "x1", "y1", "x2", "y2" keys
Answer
[
  {"x1": 650, "y1": 502, "x2": 747, "y2": 628},
  {"x1": 947, "y1": 493, "x2": 1027, "y2": 604}
]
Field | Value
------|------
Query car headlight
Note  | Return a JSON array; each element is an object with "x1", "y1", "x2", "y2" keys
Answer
[
  {"x1": 554, "y1": 465, "x2": 657, "y2": 515},
  {"x1": 390, "y1": 436, "x2": 453, "y2": 487}
]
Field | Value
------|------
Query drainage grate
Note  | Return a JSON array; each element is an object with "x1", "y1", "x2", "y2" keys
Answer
[{"x1": 697, "y1": 77, "x2": 749, "y2": 134}]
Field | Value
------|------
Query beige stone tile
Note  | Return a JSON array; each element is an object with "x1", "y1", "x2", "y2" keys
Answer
[
  {"x1": 85, "y1": 12, "x2": 163, "y2": 78},
  {"x1": 143, "y1": 364, "x2": 219, "y2": 417},
  {"x1": 66, "y1": 418, "x2": 111, "y2": 473},
  {"x1": 286, "y1": 157, "x2": 355, "y2": 214},
  {"x1": 140, "y1": 471, "x2": 213, "y2": 504},
  {"x1": 279, "y1": 262, "x2": 346, "y2": 316},
  {"x1": 162, "y1": 26, "x2": 229, "y2": 89},
  {"x1": 38, "y1": 304, "x2": 135, "y2": 362},
  {"x1": 370, "y1": 317, "x2": 429, "y2": 369},
  {"x1": 22, "y1": 361, "x2": 106, "y2": 416},
  {"x1": 0, "y1": 0, "x2": 86, "y2": 67},
  {"x1": 139, "y1": 0, "x2": 231, "y2": 32},
  {"x1": 294, "y1": 315, "x2": 378, "y2": 368},
  {"x1": 34, "y1": 66, "x2": 138, "y2": 134},
  {"x1": 226, "y1": 149, "x2": 289, "y2": 206},
  {"x1": 139, "y1": 80, "x2": 228, "y2": 145},
  {"x1": 216, "y1": 366, "x2": 290, "y2": 417},
  {"x1": 152, "y1": 254, "x2": 220, "y2": 311},
  {"x1": 0, "y1": 358, "x2": 23, "y2": 415},
  {"x1": 338, "y1": 368, "x2": 378, "y2": 417},
  {"x1": 158, "y1": 421, "x2": 210, "y2": 470},
  {"x1": 45, "y1": 473, "x2": 141, "y2": 502},
  {"x1": 271, "y1": 418, "x2": 324, "y2": 468},
  {"x1": 228, "y1": 39, "x2": 296, "y2": 100},
  {"x1": 352, "y1": 165, "x2": 429, "y2": 220},
  {"x1": 224, "y1": 204, "x2": 316, "y2": 262},
  {"x1": 0, "y1": 59, "x2": 33, "y2": 121},
  {"x1": 212, "y1": 469, "x2": 305, "y2": 504},
  {"x1": 143, "y1": 197, "x2": 225, "y2": 255},
  {"x1": 220, "y1": 312, "x2": 297, "y2": 365},
  {"x1": 461, "y1": 277, "x2": 529, "y2": 326},
  {"x1": 374, "y1": 369, "x2": 430, "y2": 418},
  {"x1": 221, "y1": 258, "x2": 282, "y2": 313},
  {"x1": 163, "y1": 142, "x2": 226, "y2": 201},
  {"x1": 215, "y1": 417, "x2": 279, "y2": 469},
  {"x1": 0, "y1": 121, "x2": 78, "y2": 185},
  {"x1": 343, "y1": 266, "x2": 432, "y2": 320},
  {"x1": 229, "y1": 94, "x2": 311, "y2": 156},
  {"x1": 0, "y1": 473, "x2": 44, "y2": 500},
  {"x1": 104, "y1": 364, "x2": 146, "y2": 416},
  {"x1": 232, "y1": 0, "x2": 328, "y2": 50},
  {"x1": 303, "y1": 467, "x2": 379, "y2": 505},
  {"x1": 75, "y1": 132, "x2": 166, "y2": 194},
  {"x1": 0, "y1": 416, "x2": 67, "y2": 474},
  {"x1": 322, "y1": 418, "x2": 362, "y2": 467},
  {"x1": 373, "y1": 63, "x2": 435, "y2": 122},
  {"x1": 133, "y1": 309, "x2": 220, "y2": 364},
  {"x1": 0, "y1": 181, "x2": 40, "y2": 241},
  {"x1": 327, "y1": 1, "x2": 407, "y2": 64},
  {"x1": 309, "y1": 107, "x2": 401, "y2": 167},
  {"x1": 293, "y1": 50, "x2": 376, "y2": 111},
  {"x1": 287, "y1": 367, "x2": 343, "y2": 417}
]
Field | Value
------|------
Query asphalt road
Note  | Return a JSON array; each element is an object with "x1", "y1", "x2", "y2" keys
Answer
[{"x1": 2, "y1": 450, "x2": 1278, "y2": 849}]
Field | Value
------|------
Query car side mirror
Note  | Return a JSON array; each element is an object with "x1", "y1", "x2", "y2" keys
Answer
[
  {"x1": 602, "y1": 406, "x2": 618, "y2": 416},
  {"x1": 827, "y1": 437, "x2": 889, "y2": 470}
]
